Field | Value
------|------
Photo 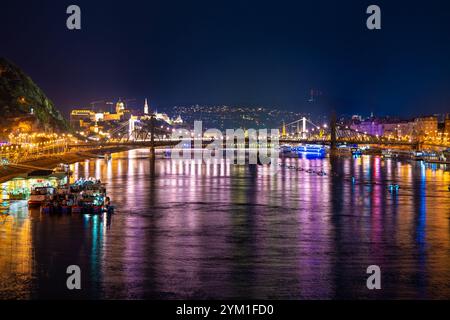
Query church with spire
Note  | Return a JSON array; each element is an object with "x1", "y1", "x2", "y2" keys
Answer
[
  {"x1": 141, "y1": 98, "x2": 184, "y2": 126},
  {"x1": 144, "y1": 98, "x2": 149, "y2": 115}
]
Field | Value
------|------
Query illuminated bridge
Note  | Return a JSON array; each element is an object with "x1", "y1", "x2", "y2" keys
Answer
[
  {"x1": 78, "y1": 117, "x2": 422, "y2": 149},
  {"x1": 3, "y1": 117, "x2": 448, "y2": 170}
]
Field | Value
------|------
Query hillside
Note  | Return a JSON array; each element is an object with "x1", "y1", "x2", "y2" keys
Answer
[{"x1": 0, "y1": 57, "x2": 68, "y2": 136}]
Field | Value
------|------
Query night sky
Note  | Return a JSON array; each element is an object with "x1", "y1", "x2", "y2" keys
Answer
[{"x1": 1, "y1": 0, "x2": 450, "y2": 117}]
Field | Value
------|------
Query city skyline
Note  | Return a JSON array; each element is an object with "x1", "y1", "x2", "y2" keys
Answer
[
  {"x1": 1, "y1": 0, "x2": 450, "y2": 306},
  {"x1": 2, "y1": 0, "x2": 450, "y2": 117}
]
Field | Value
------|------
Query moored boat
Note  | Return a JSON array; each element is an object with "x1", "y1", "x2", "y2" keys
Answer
[
  {"x1": 381, "y1": 150, "x2": 393, "y2": 159},
  {"x1": 29, "y1": 176, "x2": 114, "y2": 215},
  {"x1": 351, "y1": 147, "x2": 363, "y2": 156},
  {"x1": 28, "y1": 186, "x2": 55, "y2": 207}
]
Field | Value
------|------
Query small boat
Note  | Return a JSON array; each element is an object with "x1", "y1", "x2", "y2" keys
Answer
[
  {"x1": 381, "y1": 150, "x2": 393, "y2": 159},
  {"x1": 351, "y1": 147, "x2": 363, "y2": 156},
  {"x1": 28, "y1": 187, "x2": 55, "y2": 207}
]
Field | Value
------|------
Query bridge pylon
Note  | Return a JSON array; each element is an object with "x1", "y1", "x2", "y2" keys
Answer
[
  {"x1": 330, "y1": 111, "x2": 337, "y2": 155},
  {"x1": 150, "y1": 114, "x2": 156, "y2": 158},
  {"x1": 282, "y1": 121, "x2": 287, "y2": 138},
  {"x1": 301, "y1": 117, "x2": 307, "y2": 139}
]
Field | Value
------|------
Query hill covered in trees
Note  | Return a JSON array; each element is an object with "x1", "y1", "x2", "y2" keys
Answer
[{"x1": 0, "y1": 57, "x2": 68, "y2": 137}]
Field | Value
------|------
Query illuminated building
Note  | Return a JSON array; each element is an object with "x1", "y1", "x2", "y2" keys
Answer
[
  {"x1": 445, "y1": 114, "x2": 450, "y2": 135},
  {"x1": 382, "y1": 121, "x2": 415, "y2": 139},
  {"x1": 70, "y1": 98, "x2": 132, "y2": 128},
  {"x1": 144, "y1": 98, "x2": 149, "y2": 115},
  {"x1": 173, "y1": 115, "x2": 183, "y2": 125},
  {"x1": 115, "y1": 99, "x2": 125, "y2": 115},
  {"x1": 350, "y1": 120, "x2": 383, "y2": 137},
  {"x1": 99, "y1": 112, "x2": 118, "y2": 121},
  {"x1": 414, "y1": 115, "x2": 438, "y2": 138},
  {"x1": 69, "y1": 98, "x2": 183, "y2": 138},
  {"x1": 94, "y1": 113, "x2": 104, "y2": 122},
  {"x1": 70, "y1": 109, "x2": 94, "y2": 128},
  {"x1": 155, "y1": 110, "x2": 172, "y2": 124}
]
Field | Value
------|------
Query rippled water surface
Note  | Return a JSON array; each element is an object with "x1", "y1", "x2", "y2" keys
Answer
[{"x1": 1, "y1": 149, "x2": 449, "y2": 299}]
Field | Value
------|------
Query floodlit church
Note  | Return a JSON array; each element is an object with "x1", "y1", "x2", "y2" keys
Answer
[{"x1": 142, "y1": 98, "x2": 183, "y2": 126}]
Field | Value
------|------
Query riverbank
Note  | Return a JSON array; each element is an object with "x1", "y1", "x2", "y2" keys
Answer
[{"x1": 0, "y1": 146, "x2": 133, "y2": 184}]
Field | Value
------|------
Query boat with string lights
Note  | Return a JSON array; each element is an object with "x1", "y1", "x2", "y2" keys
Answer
[{"x1": 292, "y1": 144, "x2": 326, "y2": 159}]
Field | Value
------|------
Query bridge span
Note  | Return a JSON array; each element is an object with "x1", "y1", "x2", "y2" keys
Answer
[{"x1": 68, "y1": 137, "x2": 420, "y2": 150}]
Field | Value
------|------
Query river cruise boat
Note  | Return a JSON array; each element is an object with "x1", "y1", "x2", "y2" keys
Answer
[
  {"x1": 293, "y1": 145, "x2": 326, "y2": 159},
  {"x1": 412, "y1": 151, "x2": 424, "y2": 161},
  {"x1": 422, "y1": 151, "x2": 449, "y2": 164}
]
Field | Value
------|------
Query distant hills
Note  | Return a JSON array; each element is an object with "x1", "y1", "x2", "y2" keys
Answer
[{"x1": 0, "y1": 57, "x2": 68, "y2": 137}]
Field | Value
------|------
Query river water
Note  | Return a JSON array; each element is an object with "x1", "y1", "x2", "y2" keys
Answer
[{"x1": 0, "y1": 149, "x2": 449, "y2": 299}]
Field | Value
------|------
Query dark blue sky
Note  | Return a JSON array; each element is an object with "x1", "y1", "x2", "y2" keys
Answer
[{"x1": 1, "y1": 0, "x2": 450, "y2": 117}]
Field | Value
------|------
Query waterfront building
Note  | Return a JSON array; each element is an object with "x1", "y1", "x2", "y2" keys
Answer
[
  {"x1": 414, "y1": 115, "x2": 438, "y2": 138},
  {"x1": 445, "y1": 114, "x2": 450, "y2": 135},
  {"x1": 69, "y1": 98, "x2": 184, "y2": 139},
  {"x1": 349, "y1": 115, "x2": 420, "y2": 140},
  {"x1": 70, "y1": 109, "x2": 94, "y2": 128},
  {"x1": 382, "y1": 121, "x2": 415, "y2": 140},
  {"x1": 350, "y1": 120, "x2": 383, "y2": 136}
]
